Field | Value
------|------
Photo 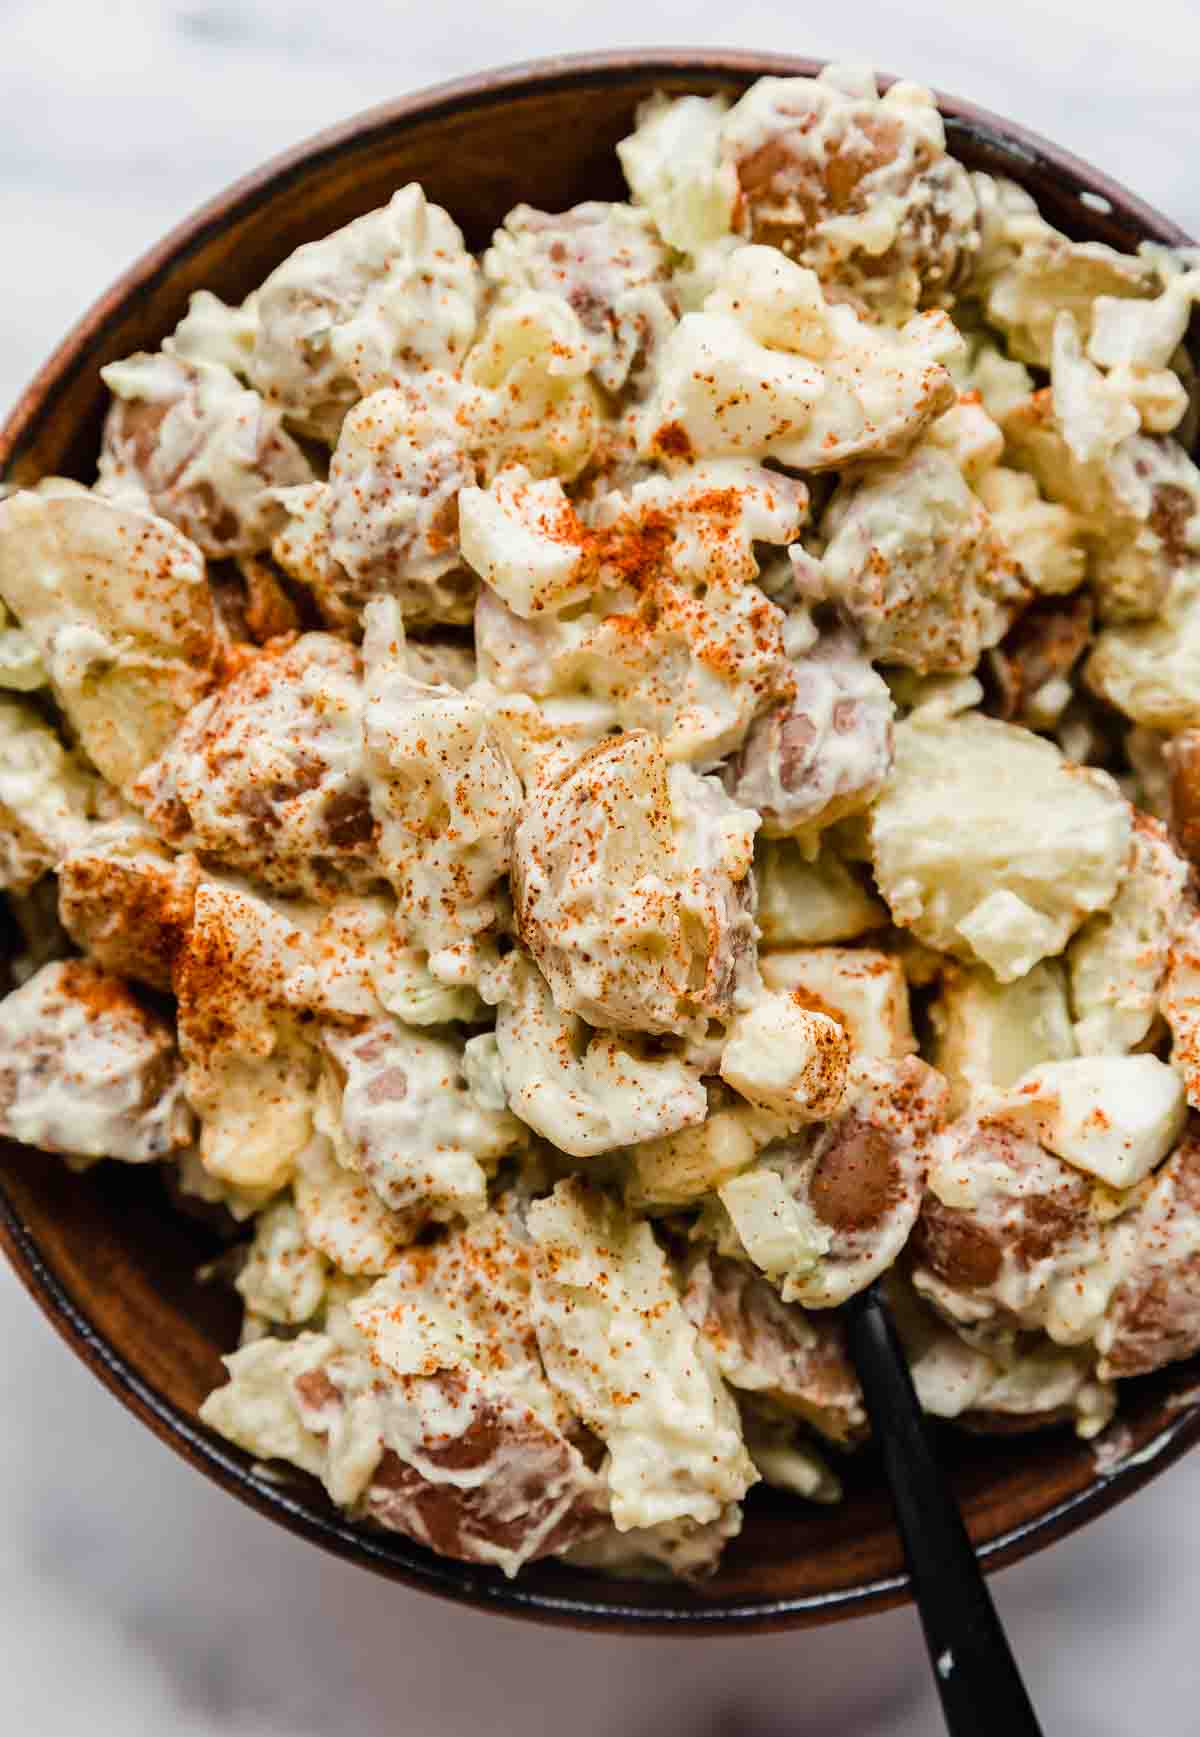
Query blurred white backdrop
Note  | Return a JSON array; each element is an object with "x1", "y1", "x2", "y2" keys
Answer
[{"x1": 3, "y1": 2, "x2": 1200, "y2": 1731}]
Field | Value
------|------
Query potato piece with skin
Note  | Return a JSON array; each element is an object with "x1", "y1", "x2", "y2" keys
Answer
[
  {"x1": 318, "y1": 1017, "x2": 521, "y2": 1225},
  {"x1": 753, "y1": 836, "x2": 886, "y2": 947},
  {"x1": 1004, "y1": 391, "x2": 1200, "y2": 625},
  {"x1": 528, "y1": 1178, "x2": 757, "y2": 1531},
  {"x1": 719, "y1": 68, "x2": 978, "y2": 322},
  {"x1": 512, "y1": 731, "x2": 758, "y2": 1036},
  {"x1": 281, "y1": 381, "x2": 479, "y2": 632},
  {"x1": 0, "y1": 696, "x2": 99, "y2": 893},
  {"x1": 984, "y1": 590, "x2": 1094, "y2": 731},
  {"x1": 683, "y1": 1253, "x2": 867, "y2": 1445},
  {"x1": 473, "y1": 461, "x2": 803, "y2": 765},
  {"x1": 930, "y1": 959, "x2": 1077, "y2": 1115},
  {"x1": 362, "y1": 599, "x2": 521, "y2": 985},
  {"x1": 0, "y1": 490, "x2": 216, "y2": 791},
  {"x1": 913, "y1": 1111, "x2": 1119, "y2": 1346},
  {"x1": 135, "y1": 634, "x2": 377, "y2": 903},
  {"x1": 760, "y1": 947, "x2": 915, "y2": 1061},
  {"x1": 816, "y1": 446, "x2": 1027, "y2": 675},
  {"x1": 1165, "y1": 728, "x2": 1200, "y2": 862},
  {"x1": 1095, "y1": 1123, "x2": 1200, "y2": 1378},
  {"x1": 721, "y1": 1055, "x2": 947, "y2": 1307},
  {"x1": 869, "y1": 714, "x2": 1132, "y2": 983},
  {"x1": 0, "y1": 959, "x2": 193, "y2": 1165},
  {"x1": 889, "y1": 1282, "x2": 1113, "y2": 1438},
  {"x1": 724, "y1": 631, "x2": 894, "y2": 840},
  {"x1": 719, "y1": 992, "x2": 850, "y2": 1122},
  {"x1": 494, "y1": 951, "x2": 707, "y2": 1158},
  {"x1": 58, "y1": 819, "x2": 199, "y2": 991},
  {"x1": 97, "y1": 351, "x2": 313, "y2": 556},
  {"x1": 1068, "y1": 812, "x2": 1188, "y2": 1055},
  {"x1": 172, "y1": 883, "x2": 319, "y2": 1191},
  {"x1": 483, "y1": 201, "x2": 678, "y2": 396},
  {"x1": 204, "y1": 1203, "x2": 607, "y2": 1576},
  {"x1": 158, "y1": 877, "x2": 478, "y2": 1038},
  {"x1": 292, "y1": 1133, "x2": 423, "y2": 1277},
  {"x1": 1161, "y1": 909, "x2": 1200, "y2": 1110},
  {"x1": 640, "y1": 245, "x2": 960, "y2": 470},
  {"x1": 247, "y1": 185, "x2": 482, "y2": 443}
]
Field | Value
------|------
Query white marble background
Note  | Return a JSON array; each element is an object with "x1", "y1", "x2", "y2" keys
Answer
[{"x1": 3, "y1": 2, "x2": 1200, "y2": 1731}]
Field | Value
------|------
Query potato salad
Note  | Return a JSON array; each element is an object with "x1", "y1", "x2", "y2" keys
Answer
[{"x1": 4, "y1": 63, "x2": 1200, "y2": 1584}]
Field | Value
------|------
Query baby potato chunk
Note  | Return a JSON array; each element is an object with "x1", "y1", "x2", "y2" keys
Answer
[
  {"x1": 1067, "y1": 812, "x2": 1188, "y2": 1056},
  {"x1": 273, "y1": 381, "x2": 479, "y2": 632},
  {"x1": 528, "y1": 1178, "x2": 757, "y2": 1531},
  {"x1": 494, "y1": 950, "x2": 707, "y2": 1158},
  {"x1": 683, "y1": 1253, "x2": 867, "y2": 1444},
  {"x1": 817, "y1": 446, "x2": 1027, "y2": 675},
  {"x1": 641, "y1": 247, "x2": 959, "y2": 471},
  {"x1": 993, "y1": 1055, "x2": 1185, "y2": 1190},
  {"x1": 97, "y1": 351, "x2": 313, "y2": 556},
  {"x1": 247, "y1": 185, "x2": 482, "y2": 442},
  {"x1": 483, "y1": 201, "x2": 678, "y2": 396},
  {"x1": 890, "y1": 1281, "x2": 1113, "y2": 1439},
  {"x1": 1005, "y1": 389, "x2": 1200, "y2": 627},
  {"x1": 974, "y1": 174, "x2": 1158, "y2": 368},
  {"x1": 720, "y1": 1055, "x2": 947, "y2": 1307},
  {"x1": 0, "y1": 959, "x2": 193, "y2": 1164},
  {"x1": 1096, "y1": 1125, "x2": 1200, "y2": 1378},
  {"x1": 725, "y1": 632, "x2": 894, "y2": 840},
  {"x1": 0, "y1": 490, "x2": 216, "y2": 791},
  {"x1": 512, "y1": 730, "x2": 758, "y2": 1036},
  {"x1": 869, "y1": 714, "x2": 1132, "y2": 981},
  {"x1": 135, "y1": 633, "x2": 377, "y2": 903},
  {"x1": 172, "y1": 882, "x2": 320, "y2": 1192},
  {"x1": 720, "y1": 67, "x2": 979, "y2": 321},
  {"x1": 913, "y1": 1110, "x2": 1112, "y2": 1345},
  {"x1": 362, "y1": 600, "x2": 521, "y2": 982},
  {"x1": 58, "y1": 819, "x2": 199, "y2": 991},
  {"x1": 204, "y1": 1202, "x2": 607, "y2": 1576},
  {"x1": 319, "y1": 1017, "x2": 521, "y2": 1225}
]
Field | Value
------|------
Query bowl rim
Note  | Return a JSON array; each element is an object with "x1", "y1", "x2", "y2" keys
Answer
[{"x1": 2, "y1": 45, "x2": 1199, "y2": 1636}]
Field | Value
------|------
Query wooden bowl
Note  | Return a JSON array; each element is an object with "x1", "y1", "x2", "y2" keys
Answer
[{"x1": 3, "y1": 49, "x2": 1198, "y2": 1635}]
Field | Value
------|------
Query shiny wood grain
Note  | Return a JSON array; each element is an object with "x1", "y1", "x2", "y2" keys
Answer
[{"x1": 2, "y1": 48, "x2": 1198, "y2": 1633}]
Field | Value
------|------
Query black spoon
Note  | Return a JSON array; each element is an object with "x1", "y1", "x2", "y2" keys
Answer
[{"x1": 842, "y1": 1284, "x2": 1045, "y2": 1737}]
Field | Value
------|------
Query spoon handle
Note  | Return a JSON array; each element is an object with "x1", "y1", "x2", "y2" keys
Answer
[{"x1": 842, "y1": 1286, "x2": 1045, "y2": 1737}]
